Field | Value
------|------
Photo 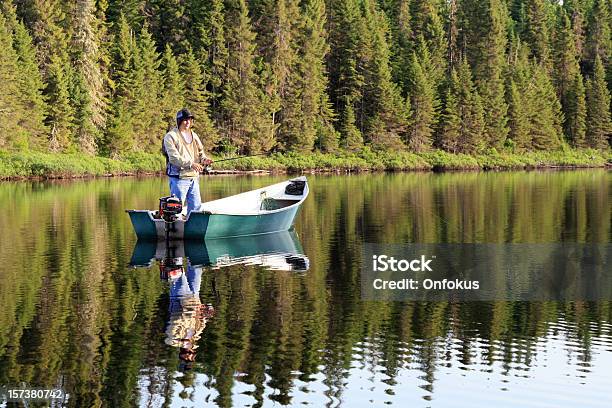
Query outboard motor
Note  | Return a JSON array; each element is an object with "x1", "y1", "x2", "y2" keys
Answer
[
  {"x1": 159, "y1": 195, "x2": 183, "y2": 223},
  {"x1": 159, "y1": 241, "x2": 183, "y2": 280},
  {"x1": 160, "y1": 256, "x2": 183, "y2": 281},
  {"x1": 159, "y1": 195, "x2": 183, "y2": 243}
]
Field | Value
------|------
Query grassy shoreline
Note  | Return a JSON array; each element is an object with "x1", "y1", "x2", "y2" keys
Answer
[{"x1": 0, "y1": 148, "x2": 609, "y2": 180}]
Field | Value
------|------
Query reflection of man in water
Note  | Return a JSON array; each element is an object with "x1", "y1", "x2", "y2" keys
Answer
[{"x1": 163, "y1": 259, "x2": 214, "y2": 370}]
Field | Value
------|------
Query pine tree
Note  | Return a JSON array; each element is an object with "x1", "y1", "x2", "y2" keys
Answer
[
  {"x1": 315, "y1": 99, "x2": 340, "y2": 152},
  {"x1": 351, "y1": 3, "x2": 376, "y2": 132},
  {"x1": 95, "y1": 0, "x2": 115, "y2": 148},
  {"x1": 563, "y1": 0, "x2": 586, "y2": 58},
  {"x1": 110, "y1": 14, "x2": 133, "y2": 86},
  {"x1": 69, "y1": 72, "x2": 95, "y2": 153},
  {"x1": 460, "y1": 0, "x2": 508, "y2": 148},
  {"x1": 407, "y1": 52, "x2": 435, "y2": 151},
  {"x1": 585, "y1": 0, "x2": 610, "y2": 74},
  {"x1": 184, "y1": 0, "x2": 210, "y2": 56},
  {"x1": 180, "y1": 48, "x2": 219, "y2": 151},
  {"x1": 160, "y1": 44, "x2": 184, "y2": 131},
  {"x1": 46, "y1": 54, "x2": 73, "y2": 152},
  {"x1": 483, "y1": 0, "x2": 508, "y2": 149},
  {"x1": 0, "y1": 12, "x2": 25, "y2": 149},
  {"x1": 506, "y1": 40, "x2": 532, "y2": 150},
  {"x1": 105, "y1": 102, "x2": 133, "y2": 156},
  {"x1": 1, "y1": 3, "x2": 48, "y2": 150},
  {"x1": 438, "y1": 86, "x2": 461, "y2": 153},
  {"x1": 301, "y1": 0, "x2": 337, "y2": 152},
  {"x1": 276, "y1": 0, "x2": 338, "y2": 151},
  {"x1": 203, "y1": 0, "x2": 228, "y2": 121},
  {"x1": 269, "y1": 0, "x2": 303, "y2": 150},
  {"x1": 409, "y1": 0, "x2": 446, "y2": 84},
  {"x1": 106, "y1": 14, "x2": 135, "y2": 155},
  {"x1": 3, "y1": 0, "x2": 603, "y2": 159},
  {"x1": 455, "y1": 59, "x2": 485, "y2": 153},
  {"x1": 447, "y1": 0, "x2": 460, "y2": 71},
  {"x1": 106, "y1": 0, "x2": 145, "y2": 29},
  {"x1": 360, "y1": 0, "x2": 409, "y2": 150},
  {"x1": 256, "y1": 64, "x2": 280, "y2": 152},
  {"x1": 71, "y1": 0, "x2": 109, "y2": 154},
  {"x1": 222, "y1": 0, "x2": 276, "y2": 153},
  {"x1": 341, "y1": 96, "x2": 363, "y2": 151},
  {"x1": 553, "y1": 10, "x2": 585, "y2": 146},
  {"x1": 247, "y1": 1, "x2": 283, "y2": 146},
  {"x1": 566, "y1": 74, "x2": 587, "y2": 147},
  {"x1": 31, "y1": 0, "x2": 70, "y2": 69},
  {"x1": 509, "y1": 0, "x2": 528, "y2": 39},
  {"x1": 553, "y1": 10, "x2": 580, "y2": 110},
  {"x1": 528, "y1": 62, "x2": 564, "y2": 150},
  {"x1": 273, "y1": 0, "x2": 301, "y2": 98},
  {"x1": 146, "y1": 0, "x2": 187, "y2": 54},
  {"x1": 131, "y1": 25, "x2": 164, "y2": 151},
  {"x1": 524, "y1": 0, "x2": 551, "y2": 65},
  {"x1": 249, "y1": 0, "x2": 278, "y2": 62},
  {"x1": 327, "y1": 0, "x2": 364, "y2": 132},
  {"x1": 30, "y1": 0, "x2": 74, "y2": 151},
  {"x1": 480, "y1": 76, "x2": 508, "y2": 149},
  {"x1": 585, "y1": 56, "x2": 611, "y2": 149},
  {"x1": 507, "y1": 80, "x2": 530, "y2": 150},
  {"x1": 506, "y1": 40, "x2": 563, "y2": 151},
  {"x1": 387, "y1": 0, "x2": 412, "y2": 94}
]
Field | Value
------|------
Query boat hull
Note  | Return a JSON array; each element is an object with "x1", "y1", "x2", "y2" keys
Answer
[
  {"x1": 188, "y1": 205, "x2": 300, "y2": 239},
  {"x1": 127, "y1": 197, "x2": 302, "y2": 240}
]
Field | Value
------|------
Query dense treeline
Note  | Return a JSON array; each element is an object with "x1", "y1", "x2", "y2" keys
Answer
[{"x1": 0, "y1": 0, "x2": 610, "y2": 157}]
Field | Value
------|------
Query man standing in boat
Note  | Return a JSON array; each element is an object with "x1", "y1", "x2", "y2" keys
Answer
[{"x1": 163, "y1": 108, "x2": 213, "y2": 217}]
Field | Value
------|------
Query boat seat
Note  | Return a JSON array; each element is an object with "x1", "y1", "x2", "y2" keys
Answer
[{"x1": 260, "y1": 198, "x2": 300, "y2": 211}]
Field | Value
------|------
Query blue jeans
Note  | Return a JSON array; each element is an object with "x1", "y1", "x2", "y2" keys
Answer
[
  {"x1": 169, "y1": 177, "x2": 201, "y2": 215},
  {"x1": 170, "y1": 265, "x2": 202, "y2": 298},
  {"x1": 169, "y1": 264, "x2": 202, "y2": 313}
]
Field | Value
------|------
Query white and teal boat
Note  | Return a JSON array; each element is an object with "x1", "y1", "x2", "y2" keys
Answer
[{"x1": 127, "y1": 176, "x2": 309, "y2": 240}]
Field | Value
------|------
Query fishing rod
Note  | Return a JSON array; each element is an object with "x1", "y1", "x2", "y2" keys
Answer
[
  {"x1": 211, "y1": 152, "x2": 272, "y2": 163},
  {"x1": 204, "y1": 152, "x2": 274, "y2": 172}
]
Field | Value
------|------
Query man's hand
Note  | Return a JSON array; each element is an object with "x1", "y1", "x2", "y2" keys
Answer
[
  {"x1": 191, "y1": 162, "x2": 204, "y2": 172},
  {"x1": 202, "y1": 158, "x2": 213, "y2": 166}
]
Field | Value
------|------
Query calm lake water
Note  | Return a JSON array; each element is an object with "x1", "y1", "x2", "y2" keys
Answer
[{"x1": 0, "y1": 171, "x2": 610, "y2": 407}]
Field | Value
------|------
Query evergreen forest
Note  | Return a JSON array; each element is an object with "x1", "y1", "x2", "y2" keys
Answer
[{"x1": 0, "y1": 0, "x2": 610, "y2": 158}]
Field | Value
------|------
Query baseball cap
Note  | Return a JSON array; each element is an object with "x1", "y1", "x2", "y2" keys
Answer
[{"x1": 176, "y1": 108, "x2": 195, "y2": 124}]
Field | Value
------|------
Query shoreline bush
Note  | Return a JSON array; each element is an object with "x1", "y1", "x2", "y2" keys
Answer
[{"x1": 0, "y1": 148, "x2": 608, "y2": 180}]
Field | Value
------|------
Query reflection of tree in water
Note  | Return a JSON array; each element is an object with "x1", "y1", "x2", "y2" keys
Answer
[{"x1": 0, "y1": 172, "x2": 610, "y2": 406}]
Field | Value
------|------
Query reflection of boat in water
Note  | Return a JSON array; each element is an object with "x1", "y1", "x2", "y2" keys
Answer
[
  {"x1": 135, "y1": 230, "x2": 309, "y2": 371},
  {"x1": 127, "y1": 177, "x2": 309, "y2": 240},
  {"x1": 129, "y1": 219, "x2": 309, "y2": 375},
  {"x1": 130, "y1": 230, "x2": 309, "y2": 272}
]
